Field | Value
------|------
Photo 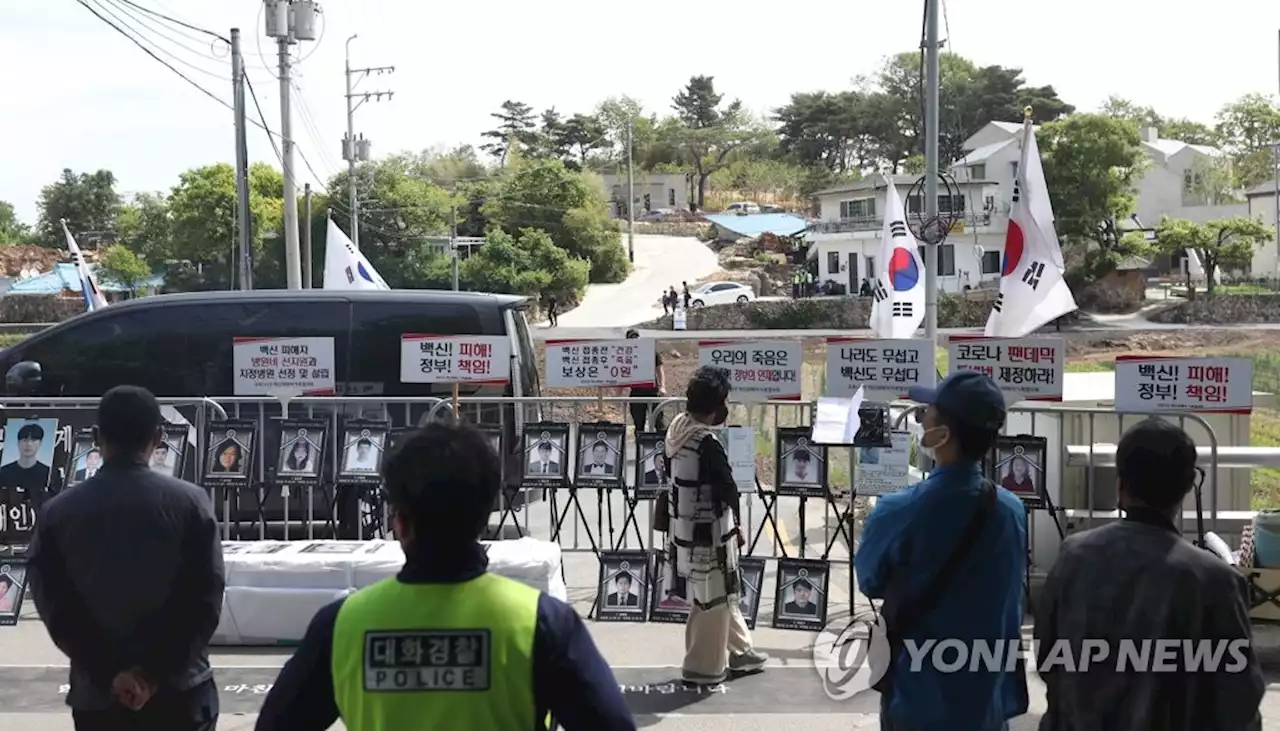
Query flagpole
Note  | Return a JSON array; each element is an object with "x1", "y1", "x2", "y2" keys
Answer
[{"x1": 922, "y1": 0, "x2": 941, "y2": 343}]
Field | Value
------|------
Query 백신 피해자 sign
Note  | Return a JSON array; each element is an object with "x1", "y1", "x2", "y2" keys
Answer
[
  {"x1": 824, "y1": 338, "x2": 935, "y2": 399},
  {"x1": 945, "y1": 336, "x2": 1064, "y2": 402},
  {"x1": 400, "y1": 334, "x2": 512, "y2": 384},
  {"x1": 698, "y1": 340, "x2": 802, "y2": 401},
  {"x1": 233, "y1": 336, "x2": 336, "y2": 396},
  {"x1": 544, "y1": 339, "x2": 655, "y2": 389},
  {"x1": 1113, "y1": 356, "x2": 1253, "y2": 414}
]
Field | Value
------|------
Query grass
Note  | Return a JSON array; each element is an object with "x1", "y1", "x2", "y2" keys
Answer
[{"x1": 0, "y1": 333, "x2": 26, "y2": 348}]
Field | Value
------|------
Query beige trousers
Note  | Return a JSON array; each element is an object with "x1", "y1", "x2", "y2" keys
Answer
[{"x1": 682, "y1": 597, "x2": 754, "y2": 676}]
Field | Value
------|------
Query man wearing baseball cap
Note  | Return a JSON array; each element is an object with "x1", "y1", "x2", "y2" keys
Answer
[{"x1": 856, "y1": 371, "x2": 1029, "y2": 731}]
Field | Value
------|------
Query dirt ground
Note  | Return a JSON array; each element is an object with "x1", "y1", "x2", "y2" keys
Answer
[{"x1": 535, "y1": 330, "x2": 1280, "y2": 488}]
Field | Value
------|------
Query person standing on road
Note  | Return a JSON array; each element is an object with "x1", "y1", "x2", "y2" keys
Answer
[
  {"x1": 546, "y1": 295, "x2": 559, "y2": 327},
  {"x1": 856, "y1": 371, "x2": 1028, "y2": 731},
  {"x1": 255, "y1": 421, "x2": 635, "y2": 731},
  {"x1": 664, "y1": 366, "x2": 768, "y2": 686},
  {"x1": 682, "y1": 281, "x2": 691, "y2": 309},
  {"x1": 1035, "y1": 419, "x2": 1264, "y2": 731},
  {"x1": 27, "y1": 385, "x2": 225, "y2": 731},
  {"x1": 625, "y1": 329, "x2": 667, "y2": 433}
]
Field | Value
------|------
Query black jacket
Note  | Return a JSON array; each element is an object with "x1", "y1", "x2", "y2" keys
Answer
[
  {"x1": 256, "y1": 542, "x2": 636, "y2": 731},
  {"x1": 27, "y1": 456, "x2": 225, "y2": 712}
]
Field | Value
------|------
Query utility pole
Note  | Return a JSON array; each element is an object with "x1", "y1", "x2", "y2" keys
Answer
[
  {"x1": 303, "y1": 183, "x2": 313, "y2": 288},
  {"x1": 343, "y1": 35, "x2": 394, "y2": 251},
  {"x1": 264, "y1": 1, "x2": 318, "y2": 290},
  {"x1": 922, "y1": 0, "x2": 941, "y2": 342},
  {"x1": 230, "y1": 27, "x2": 253, "y2": 291},
  {"x1": 451, "y1": 206, "x2": 460, "y2": 291},
  {"x1": 626, "y1": 116, "x2": 635, "y2": 263}
]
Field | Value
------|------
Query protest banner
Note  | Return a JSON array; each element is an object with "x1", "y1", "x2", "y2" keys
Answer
[
  {"x1": 945, "y1": 336, "x2": 1064, "y2": 402},
  {"x1": 824, "y1": 338, "x2": 935, "y2": 398},
  {"x1": 233, "y1": 336, "x2": 336, "y2": 396},
  {"x1": 544, "y1": 339, "x2": 656, "y2": 389},
  {"x1": 699, "y1": 340, "x2": 802, "y2": 401},
  {"x1": 399, "y1": 334, "x2": 512, "y2": 409},
  {"x1": 1114, "y1": 356, "x2": 1253, "y2": 414}
]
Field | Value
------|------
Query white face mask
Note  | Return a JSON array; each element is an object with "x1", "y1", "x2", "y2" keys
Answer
[{"x1": 919, "y1": 426, "x2": 949, "y2": 462}]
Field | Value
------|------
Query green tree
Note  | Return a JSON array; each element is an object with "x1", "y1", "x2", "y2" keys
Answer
[
  {"x1": 1099, "y1": 96, "x2": 1217, "y2": 145},
  {"x1": 556, "y1": 113, "x2": 607, "y2": 171},
  {"x1": 669, "y1": 75, "x2": 759, "y2": 210},
  {"x1": 480, "y1": 100, "x2": 539, "y2": 166},
  {"x1": 1214, "y1": 93, "x2": 1280, "y2": 188},
  {"x1": 166, "y1": 162, "x2": 284, "y2": 288},
  {"x1": 1156, "y1": 217, "x2": 1274, "y2": 296},
  {"x1": 403, "y1": 146, "x2": 488, "y2": 188},
  {"x1": 35, "y1": 169, "x2": 121, "y2": 248},
  {"x1": 1037, "y1": 114, "x2": 1148, "y2": 284},
  {"x1": 460, "y1": 228, "x2": 590, "y2": 301},
  {"x1": 0, "y1": 201, "x2": 32, "y2": 245},
  {"x1": 483, "y1": 157, "x2": 629, "y2": 282},
  {"x1": 96, "y1": 244, "x2": 152, "y2": 294},
  {"x1": 115, "y1": 192, "x2": 173, "y2": 262}
]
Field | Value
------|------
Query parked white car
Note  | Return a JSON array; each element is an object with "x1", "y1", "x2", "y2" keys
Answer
[
  {"x1": 725, "y1": 201, "x2": 761, "y2": 214},
  {"x1": 689, "y1": 282, "x2": 755, "y2": 307}
]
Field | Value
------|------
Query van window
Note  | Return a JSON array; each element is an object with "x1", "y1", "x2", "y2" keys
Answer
[
  {"x1": 180, "y1": 301, "x2": 352, "y2": 396},
  {"x1": 18, "y1": 308, "x2": 196, "y2": 396},
  {"x1": 508, "y1": 308, "x2": 540, "y2": 397},
  {"x1": 349, "y1": 301, "x2": 485, "y2": 396}
]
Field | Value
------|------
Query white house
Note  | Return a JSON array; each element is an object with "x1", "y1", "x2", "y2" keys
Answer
[
  {"x1": 598, "y1": 172, "x2": 689, "y2": 217},
  {"x1": 807, "y1": 175, "x2": 1008, "y2": 294},
  {"x1": 1245, "y1": 180, "x2": 1280, "y2": 278}
]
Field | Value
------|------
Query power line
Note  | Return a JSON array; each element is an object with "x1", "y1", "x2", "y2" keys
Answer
[
  {"x1": 92, "y1": 0, "x2": 227, "y2": 82},
  {"x1": 109, "y1": 0, "x2": 225, "y2": 42}
]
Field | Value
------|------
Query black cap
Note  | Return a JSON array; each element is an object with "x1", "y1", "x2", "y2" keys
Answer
[{"x1": 908, "y1": 371, "x2": 1006, "y2": 431}]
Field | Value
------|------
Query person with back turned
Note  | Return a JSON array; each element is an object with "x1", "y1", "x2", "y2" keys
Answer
[
  {"x1": 27, "y1": 386, "x2": 225, "y2": 731},
  {"x1": 856, "y1": 371, "x2": 1028, "y2": 731},
  {"x1": 256, "y1": 421, "x2": 636, "y2": 731},
  {"x1": 1036, "y1": 418, "x2": 1264, "y2": 731}
]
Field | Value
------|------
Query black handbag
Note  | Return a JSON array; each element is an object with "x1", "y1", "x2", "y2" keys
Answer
[{"x1": 871, "y1": 481, "x2": 998, "y2": 696}]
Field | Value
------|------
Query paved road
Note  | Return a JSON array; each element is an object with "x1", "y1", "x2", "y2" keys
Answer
[{"x1": 548, "y1": 235, "x2": 721, "y2": 331}]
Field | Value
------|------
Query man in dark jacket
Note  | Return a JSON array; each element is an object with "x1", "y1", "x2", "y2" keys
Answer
[{"x1": 27, "y1": 386, "x2": 225, "y2": 731}]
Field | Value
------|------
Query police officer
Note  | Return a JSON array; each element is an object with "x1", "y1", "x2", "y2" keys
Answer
[{"x1": 256, "y1": 422, "x2": 636, "y2": 731}]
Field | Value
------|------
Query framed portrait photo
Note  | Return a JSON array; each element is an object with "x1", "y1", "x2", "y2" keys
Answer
[
  {"x1": 148, "y1": 425, "x2": 189, "y2": 480},
  {"x1": 203, "y1": 419, "x2": 257, "y2": 487},
  {"x1": 738, "y1": 557, "x2": 767, "y2": 630},
  {"x1": 0, "y1": 416, "x2": 59, "y2": 497},
  {"x1": 0, "y1": 558, "x2": 28, "y2": 626},
  {"x1": 633, "y1": 431, "x2": 668, "y2": 501},
  {"x1": 596, "y1": 550, "x2": 649, "y2": 622},
  {"x1": 775, "y1": 428, "x2": 828, "y2": 498},
  {"x1": 575, "y1": 423, "x2": 624, "y2": 489},
  {"x1": 988, "y1": 434, "x2": 1047, "y2": 508},
  {"x1": 771, "y1": 558, "x2": 829, "y2": 631},
  {"x1": 65, "y1": 428, "x2": 99, "y2": 490},
  {"x1": 648, "y1": 550, "x2": 690, "y2": 624},
  {"x1": 338, "y1": 419, "x2": 390, "y2": 484},
  {"x1": 274, "y1": 418, "x2": 327, "y2": 483},
  {"x1": 521, "y1": 422, "x2": 569, "y2": 488}
]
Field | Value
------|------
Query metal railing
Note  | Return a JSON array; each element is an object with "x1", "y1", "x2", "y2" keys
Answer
[{"x1": 809, "y1": 211, "x2": 999, "y2": 235}]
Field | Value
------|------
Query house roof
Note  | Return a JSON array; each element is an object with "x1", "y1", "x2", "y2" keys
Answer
[
  {"x1": 954, "y1": 138, "x2": 1016, "y2": 166},
  {"x1": 6, "y1": 263, "x2": 164, "y2": 295},
  {"x1": 703, "y1": 213, "x2": 809, "y2": 238},
  {"x1": 1245, "y1": 180, "x2": 1280, "y2": 197},
  {"x1": 813, "y1": 174, "x2": 997, "y2": 197},
  {"x1": 1143, "y1": 139, "x2": 1221, "y2": 160}
]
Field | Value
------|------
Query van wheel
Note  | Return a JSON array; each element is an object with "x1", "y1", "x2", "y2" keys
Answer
[
  {"x1": 736, "y1": 295, "x2": 749, "y2": 303},
  {"x1": 692, "y1": 299, "x2": 705, "y2": 308}
]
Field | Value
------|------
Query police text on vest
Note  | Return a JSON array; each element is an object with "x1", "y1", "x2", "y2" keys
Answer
[{"x1": 363, "y1": 630, "x2": 491, "y2": 692}]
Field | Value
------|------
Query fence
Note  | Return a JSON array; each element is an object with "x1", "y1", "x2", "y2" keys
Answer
[{"x1": 0, "y1": 394, "x2": 1259, "y2": 569}]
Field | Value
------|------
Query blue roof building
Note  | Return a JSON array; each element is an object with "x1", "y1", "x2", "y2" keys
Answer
[
  {"x1": 703, "y1": 213, "x2": 810, "y2": 240},
  {"x1": 6, "y1": 263, "x2": 165, "y2": 296}
]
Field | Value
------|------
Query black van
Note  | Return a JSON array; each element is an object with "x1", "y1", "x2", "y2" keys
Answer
[{"x1": 0, "y1": 289, "x2": 542, "y2": 534}]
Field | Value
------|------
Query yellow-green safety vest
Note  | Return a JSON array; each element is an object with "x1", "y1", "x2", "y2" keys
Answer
[{"x1": 332, "y1": 572, "x2": 544, "y2": 731}]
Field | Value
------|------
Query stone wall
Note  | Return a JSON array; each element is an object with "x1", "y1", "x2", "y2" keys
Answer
[
  {"x1": 1148, "y1": 294, "x2": 1280, "y2": 324},
  {"x1": 612, "y1": 221, "x2": 710, "y2": 238},
  {"x1": 636, "y1": 293, "x2": 995, "y2": 330},
  {"x1": 0, "y1": 295, "x2": 88, "y2": 324}
]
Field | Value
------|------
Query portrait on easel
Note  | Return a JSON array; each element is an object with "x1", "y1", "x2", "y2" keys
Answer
[
  {"x1": 149, "y1": 425, "x2": 188, "y2": 479},
  {"x1": 521, "y1": 423, "x2": 569, "y2": 488},
  {"x1": 852, "y1": 401, "x2": 892, "y2": 448},
  {"x1": 65, "y1": 429, "x2": 99, "y2": 490},
  {"x1": 987, "y1": 435, "x2": 1047, "y2": 508},
  {"x1": 0, "y1": 417, "x2": 59, "y2": 497},
  {"x1": 634, "y1": 431, "x2": 668, "y2": 501},
  {"x1": 575, "y1": 423, "x2": 624, "y2": 488},
  {"x1": 775, "y1": 428, "x2": 828, "y2": 498},
  {"x1": 0, "y1": 559, "x2": 27, "y2": 625},
  {"x1": 738, "y1": 557, "x2": 766, "y2": 630},
  {"x1": 203, "y1": 420, "x2": 257, "y2": 486},
  {"x1": 771, "y1": 557, "x2": 829, "y2": 631},
  {"x1": 596, "y1": 550, "x2": 649, "y2": 622},
  {"x1": 339, "y1": 420, "x2": 389, "y2": 479},
  {"x1": 276, "y1": 419, "x2": 327, "y2": 481}
]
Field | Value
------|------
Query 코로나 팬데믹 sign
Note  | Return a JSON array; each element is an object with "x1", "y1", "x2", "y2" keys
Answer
[
  {"x1": 824, "y1": 338, "x2": 935, "y2": 399},
  {"x1": 399, "y1": 334, "x2": 512, "y2": 384},
  {"x1": 699, "y1": 340, "x2": 802, "y2": 401},
  {"x1": 1113, "y1": 356, "x2": 1253, "y2": 414},
  {"x1": 233, "y1": 336, "x2": 336, "y2": 396},
  {"x1": 545, "y1": 339, "x2": 656, "y2": 389},
  {"x1": 945, "y1": 336, "x2": 1064, "y2": 402}
]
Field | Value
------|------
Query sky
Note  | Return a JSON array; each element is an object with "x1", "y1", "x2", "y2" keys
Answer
[{"x1": 5, "y1": 0, "x2": 1279, "y2": 224}]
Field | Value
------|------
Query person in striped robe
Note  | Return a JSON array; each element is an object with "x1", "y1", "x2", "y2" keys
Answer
[{"x1": 663, "y1": 366, "x2": 769, "y2": 686}]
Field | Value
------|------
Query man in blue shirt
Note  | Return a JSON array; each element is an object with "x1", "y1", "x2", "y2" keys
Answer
[{"x1": 856, "y1": 371, "x2": 1029, "y2": 731}]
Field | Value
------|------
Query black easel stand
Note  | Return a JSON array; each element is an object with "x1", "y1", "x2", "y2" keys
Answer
[
  {"x1": 489, "y1": 487, "x2": 527, "y2": 539},
  {"x1": 748, "y1": 476, "x2": 787, "y2": 557},
  {"x1": 550, "y1": 486, "x2": 600, "y2": 555},
  {"x1": 601, "y1": 486, "x2": 614, "y2": 553},
  {"x1": 823, "y1": 488, "x2": 858, "y2": 559},
  {"x1": 613, "y1": 484, "x2": 646, "y2": 550}
]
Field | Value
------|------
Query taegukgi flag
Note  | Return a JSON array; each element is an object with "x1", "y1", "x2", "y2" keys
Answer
[
  {"x1": 868, "y1": 178, "x2": 926, "y2": 338},
  {"x1": 323, "y1": 217, "x2": 389, "y2": 291},
  {"x1": 61, "y1": 219, "x2": 109, "y2": 312},
  {"x1": 985, "y1": 116, "x2": 1077, "y2": 337}
]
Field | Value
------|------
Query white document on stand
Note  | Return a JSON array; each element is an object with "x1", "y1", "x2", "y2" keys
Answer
[{"x1": 812, "y1": 386, "x2": 865, "y2": 445}]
